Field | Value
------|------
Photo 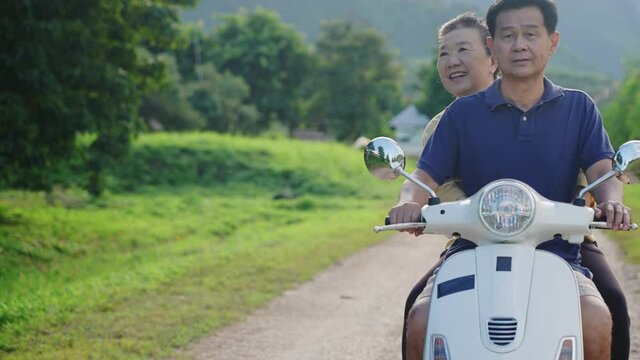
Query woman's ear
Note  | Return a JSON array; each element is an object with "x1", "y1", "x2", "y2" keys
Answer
[{"x1": 487, "y1": 36, "x2": 495, "y2": 53}]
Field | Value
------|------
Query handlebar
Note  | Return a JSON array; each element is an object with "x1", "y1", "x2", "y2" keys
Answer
[
  {"x1": 589, "y1": 222, "x2": 638, "y2": 231},
  {"x1": 374, "y1": 220, "x2": 637, "y2": 233}
]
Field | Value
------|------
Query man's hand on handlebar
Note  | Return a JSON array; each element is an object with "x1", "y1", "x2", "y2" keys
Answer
[
  {"x1": 389, "y1": 202, "x2": 424, "y2": 236},
  {"x1": 594, "y1": 200, "x2": 633, "y2": 231}
]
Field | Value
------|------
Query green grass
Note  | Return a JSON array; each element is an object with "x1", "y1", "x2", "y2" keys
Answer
[
  {"x1": 2, "y1": 132, "x2": 637, "y2": 359},
  {"x1": 606, "y1": 184, "x2": 640, "y2": 264},
  {"x1": 0, "y1": 133, "x2": 402, "y2": 359}
]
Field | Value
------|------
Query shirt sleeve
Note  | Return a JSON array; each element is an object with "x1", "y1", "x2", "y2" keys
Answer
[
  {"x1": 421, "y1": 110, "x2": 467, "y2": 201},
  {"x1": 579, "y1": 95, "x2": 614, "y2": 171},
  {"x1": 438, "y1": 180, "x2": 467, "y2": 202},
  {"x1": 417, "y1": 105, "x2": 460, "y2": 185}
]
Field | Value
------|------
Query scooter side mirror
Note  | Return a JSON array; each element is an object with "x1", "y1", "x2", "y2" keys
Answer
[
  {"x1": 575, "y1": 140, "x2": 640, "y2": 205},
  {"x1": 613, "y1": 140, "x2": 640, "y2": 183},
  {"x1": 363, "y1": 136, "x2": 440, "y2": 203},
  {"x1": 364, "y1": 137, "x2": 406, "y2": 180}
]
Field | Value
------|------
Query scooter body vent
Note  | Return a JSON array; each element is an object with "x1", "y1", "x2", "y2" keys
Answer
[{"x1": 488, "y1": 317, "x2": 517, "y2": 346}]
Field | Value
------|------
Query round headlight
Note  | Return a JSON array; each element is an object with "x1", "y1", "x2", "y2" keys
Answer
[{"x1": 479, "y1": 181, "x2": 535, "y2": 237}]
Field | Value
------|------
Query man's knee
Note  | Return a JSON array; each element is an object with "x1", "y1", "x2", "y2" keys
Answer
[
  {"x1": 581, "y1": 296, "x2": 612, "y2": 360},
  {"x1": 581, "y1": 295, "x2": 612, "y2": 331},
  {"x1": 407, "y1": 298, "x2": 430, "y2": 338},
  {"x1": 406, "y1": 298, "x2": 430, "y2": 360}
]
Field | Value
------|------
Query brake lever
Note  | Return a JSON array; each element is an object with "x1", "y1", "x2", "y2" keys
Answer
[
  {"x1": 589, "y1": 222, "x2": 638, "y2": 231},
  {"x1": 375, "y1": 216, "x2": 426, "y2": 233},
  {"x1": 373, "y1": 222, "x2": 427, "y2": 233}
]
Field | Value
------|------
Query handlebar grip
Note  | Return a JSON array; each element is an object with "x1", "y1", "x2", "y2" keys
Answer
[{"x1": 384, "y1": 216, "x2": 427, "y2": 225}]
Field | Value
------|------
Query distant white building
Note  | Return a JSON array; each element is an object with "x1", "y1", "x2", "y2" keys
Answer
[{"x1": 389, "y1": 105, "x2": 429, "y2": 157}]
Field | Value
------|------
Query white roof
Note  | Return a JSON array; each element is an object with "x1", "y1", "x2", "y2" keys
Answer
[{"x1": 389, "y1": 105, "x2": 429, "y2": 129}]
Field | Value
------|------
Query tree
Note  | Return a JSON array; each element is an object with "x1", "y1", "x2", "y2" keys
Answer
[
  {"x1": 138, "y1": 56, "x2": 207, "y2": 131},
  {"x1": 308, "y1": 20, "x2": 403, "y2": 141},
  {"x1": 415, "y1": 53, "x2": 455, "y2": 118},
  {"x1": 0, "y1": 0, "x2": 195, "y2": 195},
  {"x1": 205, "y1": 7, "x2": 313, "y2": 133},
  {"x1": 545, "y1": 66, "x2": 615, "y2": 105},
  {"x1": 185, "y1": 64, "x2": 259, "y2": 133},
  {"x1": 139, "y1": 57, "x2": 260, "y2": 133},
  {"x1": 172, "y1": 23, "x2": 207, "y2": 82},
  {"x1": 602, "y1": 63, "x2": 640, "y2": 148}
]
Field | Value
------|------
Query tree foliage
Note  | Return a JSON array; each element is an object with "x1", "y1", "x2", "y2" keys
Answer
[
  {"x1": 138, "y1": 57, "x2": 259, "y2": 133},
  {"x1": 205, "y1": 7, "x2": 313, "y2": 133},
  {"x1": 184, "y1": 0, "x2": 640, "y2": 78},
  {"x1": 415, "y1": 54, "x2": 455, "y2": 118},
  {"x1": 545, "y1": 66, "x2": 615, "y2": 105},
  {"x1": 602, "y1": 63, "x2": 640, "y2": 147},
  {"x1": 185, "y1": 65, "x2": 260, "y2": 133},
  {"x1": 308, "y1": 20, "x2": 403, "y2": 141},
  {"x1": 138, "y1": 56, "x2": 207, "y2": 132},
  {"x1": 0, "y1": 0, "x2": 195, "y2": 195},
  {"x1": 172, "y1": 24, "x2": 207, "y2": 82}
]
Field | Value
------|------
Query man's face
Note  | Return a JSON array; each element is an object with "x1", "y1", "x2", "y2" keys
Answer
[{"x1": 488, "y1": 6, "x2": 559, "y2": 80}]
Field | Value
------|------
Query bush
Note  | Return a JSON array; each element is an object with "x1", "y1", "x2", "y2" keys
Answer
[{"x1": 46, "y1": 132, "x2": 393, "y2": 198}]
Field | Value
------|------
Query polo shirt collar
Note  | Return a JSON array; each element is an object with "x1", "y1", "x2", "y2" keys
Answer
[{"x1": 485, "y1": 77, "x2": 565, "y2": 111}]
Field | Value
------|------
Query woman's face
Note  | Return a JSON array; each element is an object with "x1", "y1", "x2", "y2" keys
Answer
[{"x1": 437, "y1": 27, "x2": 497, "y2": 97}]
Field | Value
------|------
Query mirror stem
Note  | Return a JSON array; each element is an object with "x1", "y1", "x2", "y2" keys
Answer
[
  {"x1": 576, "y1": 169, "x2": 617, "y2": 201},
  {"x1": 394, "y1": 166, "x2": 439, "y2": 199}
]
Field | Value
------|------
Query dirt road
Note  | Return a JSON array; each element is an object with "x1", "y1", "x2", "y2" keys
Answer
[{"x1": 182, "y1": 231, "x2": 639, "y2": 359}]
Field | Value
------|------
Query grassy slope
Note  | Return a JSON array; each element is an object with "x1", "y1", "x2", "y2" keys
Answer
[
  {"x1": 1, "y1": 133, "x2": 638, "y2": 358},
  {"x1": 0, "y1": 133, "x2": 402, "y2": 359}
]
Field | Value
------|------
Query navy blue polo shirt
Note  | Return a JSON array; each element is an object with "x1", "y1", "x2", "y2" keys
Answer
[{"x1": 418, "y1": 77, "x2": 614, "y2": 275}]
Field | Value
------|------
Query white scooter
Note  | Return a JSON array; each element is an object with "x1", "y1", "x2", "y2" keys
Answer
[{"x1": 364, "y1": 137, "x2": 640, "y2": 360}]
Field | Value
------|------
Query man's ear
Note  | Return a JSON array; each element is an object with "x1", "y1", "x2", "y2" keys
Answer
[
  {"x1": 487, "y1": 36, "x2": 495, "y2": 53},
  {"x1": 549, "y1": 31, "x2": 560, "y2": 55},
  {"x1": 490, "y1": 54, "x2": 498, "y2": 75},
  {"x1": 486, "y1": 37, "x2": 498, "y2": 76}
]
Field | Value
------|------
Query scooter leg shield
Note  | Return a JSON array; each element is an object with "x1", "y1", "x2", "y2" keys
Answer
[{"x1": 424, "y1": 246, "x2": 583, "y2": 359}]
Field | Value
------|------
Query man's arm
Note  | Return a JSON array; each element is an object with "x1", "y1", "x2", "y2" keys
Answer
[
  {"x1": 585, "y1": 158, "x2": 632, "y2": 230},
  {"x1": 389, "y1": 168, "x2": 440, "y2": 235}
]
